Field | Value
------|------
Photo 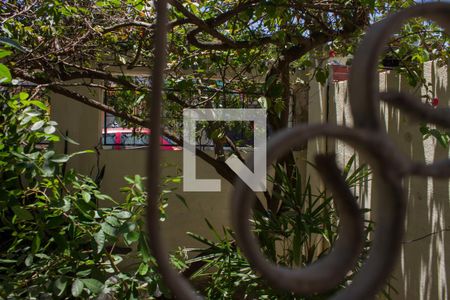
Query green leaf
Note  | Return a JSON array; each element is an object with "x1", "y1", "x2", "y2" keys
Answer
[
  {"x1": 94, "y1": 230, "x2": 105, "y2": 253},
  {"x1": 94, "y1": 192, "x2": 112, "y2": 201},
  {"x1": 105, "y1": 216, "x2": 120, "y2": 227},
  {"x1": 68, "y1": 150, "x2": 94, "y2": 158},
  {"x1": 60, "y1": 134, "x2": 80, "y2": 145},
  {"x1": 54, "y1": 277, "x2": 68, "y2": 296},
  {"x1": 31, "y1": 234, "x2": 41, "y2": 253},
  {"x1": 30, "y1": 120, "x2": 45, "y2": 131},
  {"x1": 137, "y1": 263, "x2": 149, "y2": 276},
  {"x1": 19, "y1": 115, "x2": 33, "y2": 125},
  {"x1": 11, "y1": 206, "x2": 33, "y2": 221},
  {"x1": 57, "y1": 266, "x2": 72, "y2": 275},
  {"x1": 315, "y1": 68, "x2": 329, "y2": 84},
  {"x1": 24, "y1": 254, "x2": 34, "y2": 267},
  {"x1": 19, "y1": 92, "x2": 29, "y2": 100},
  {"x1": 114, "y1": 211, "x2": 132, "y2": 219},
  {"x1": 61, "y1": 196, "x2": 72, "y2": 212},
  {"x1": 0, "y1": 63, "x2": 11, "y2": 83},
  {"x1": 101, "y1": 222, "x2": 116, "y2": 236},
  {"x1": 50, "y1": 154, "x2": 70, "y2": 163},
  {"x1": 170, "y1": 177, "x2": 181, "y2": 183},
  {"x1": 343, "y1": 154, "x2": 356, "y2": 178},
  {"x1": 436, "y1": 133, "x2": 448, "y2": 148},
  {"x1": 71, "y1": 279, "x2": 84, "y2": 297},
  {"x1": 407, "y1": 74, "x2": 418, "y2": 87},
  {"x1": 30, "y1": 100, "x2": 48, "y2": 111},
  {"x1": 420, "y1": 125, "x2": 430, "y2": 136},
  {"x1": 138, "y1": 233, "x2": 151, "y2": 262},
  {"x1": 81, "y1": 191, "x2": 91, "y2": 203},
  {"x1": 124, "y1": 231, "x2": 139, "y2": 244},
  {"x1": 81, "y1": 278, "x2": 103, "y2": 294},
  {"x1": 76, "y1": 269, "x2": 92, "y2": 277},
  {"x1": 44, "y1": 126, "x2": 56, "y2": 134},
  {"x1": 42, "y1": 163, "x2": 55, "y2": 177},
  {"x1": 25, "y1": 110, "x2": 41, "y2": 117},
  {"x1": 0, "y1": 50, "x2": 12, "y2": 59},
  {"x1": 257, "y1": 96, "x2": 268, "y2": 109},
  {"x1": 186, "y1": 232, "x2": 216, "y2": 247}
]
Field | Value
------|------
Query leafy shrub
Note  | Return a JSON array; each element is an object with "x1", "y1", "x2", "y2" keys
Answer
[{"x1": 0, "y1": 90, "x2": 184, "y2": 299}]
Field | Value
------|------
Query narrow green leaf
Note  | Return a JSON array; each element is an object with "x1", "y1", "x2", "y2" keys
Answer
[
  {"x1": 29, "y1": 100, "x2": 48, "y2": 111},
  {"x1": 0, "y1": 37, "x2": 27, "y2": 52},
  {"x1": 138, "y1": 233, "x2": 151, "y2": 261},
  {"x1": 31, "y1": 234, "x2": 41, "y2": 253},
  {"x1": 76, "y1": 269, "x2": 92, "y2": 277},
  {"x1": 68, "y1": 150, "x2": 94, "y2": 158},
  {"x1": 50, "y1": 154, "x2": 70, "y2": 163},
  {"x1": 60, "y1": 134, "x2": 80, "y2": 145}
]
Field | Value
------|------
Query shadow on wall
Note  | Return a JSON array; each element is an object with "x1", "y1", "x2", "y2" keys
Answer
[
  {"x1": 392, "y1": 61, "x2": 450, "y2": 300},
  {"x1": 308, "y1": 60, "x2": 450, "y2": 300}
]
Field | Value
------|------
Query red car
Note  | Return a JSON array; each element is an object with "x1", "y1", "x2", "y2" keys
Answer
[{"x1": 102, "y1": 127, "x2": 181, "y2": 151}]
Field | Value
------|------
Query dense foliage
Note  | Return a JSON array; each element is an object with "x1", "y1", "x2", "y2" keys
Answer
[
  {"x1": 1, "y1": 1, "x2": 449, "y2": 299},
  {"x1": 0, "y1": 58, "x2": 186, "y2": 298},
  {"x1": 1, "y1": 0, "x2": 448, "y2": 193}
]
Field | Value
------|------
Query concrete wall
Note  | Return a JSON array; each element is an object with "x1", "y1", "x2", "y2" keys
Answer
[{"x1": 307, "y1": 61, "x2": 450, "y2": 300}]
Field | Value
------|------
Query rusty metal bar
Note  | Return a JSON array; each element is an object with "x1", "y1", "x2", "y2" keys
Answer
[{"x1": 147, "y1": 2, "x2": 450, "y2": 299}]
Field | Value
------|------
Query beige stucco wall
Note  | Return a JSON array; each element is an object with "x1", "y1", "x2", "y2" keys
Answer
[
  {"x1": 49, "y1": 86, "x2": 232, "y2": 252},
  {"x1": 308, "y1": 61, "x2": 450, "y2": 300}
]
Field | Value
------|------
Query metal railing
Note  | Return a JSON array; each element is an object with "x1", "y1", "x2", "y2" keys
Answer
[{"x1": 146, "y1": 2, "x2": 450, "y2": 299}]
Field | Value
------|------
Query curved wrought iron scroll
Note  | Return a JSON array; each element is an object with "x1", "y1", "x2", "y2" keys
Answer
[{"x1": 147, "y1": 2, "x2": 450, "y2": 299}]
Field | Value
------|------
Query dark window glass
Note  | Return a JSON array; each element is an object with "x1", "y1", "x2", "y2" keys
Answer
[
  {"x1": 121, "y1": 133, "x2": 135, "y2": 145},
  {"x1": 135, "y1": 134, "x2": 149, "y2": 145},
  {"x1": 104, "y1": 133, "x2": 116, "y2": 145}
]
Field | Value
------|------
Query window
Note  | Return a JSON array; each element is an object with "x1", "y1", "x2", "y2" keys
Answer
[{"x1": 102, "y1": 77, "x2": 180, "y2": 150}]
